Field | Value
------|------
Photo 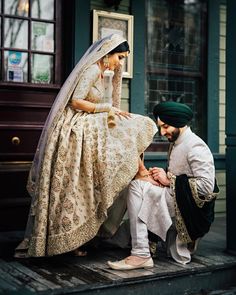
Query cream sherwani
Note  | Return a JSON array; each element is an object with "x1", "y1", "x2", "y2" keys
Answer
[{"x1": 128, "y1": 127, "x2": 215, "y2": 264}]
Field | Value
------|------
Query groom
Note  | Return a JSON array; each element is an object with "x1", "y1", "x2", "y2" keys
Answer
[{"x1": 108, "y1": 101, "x2": 218, "y2": 270}]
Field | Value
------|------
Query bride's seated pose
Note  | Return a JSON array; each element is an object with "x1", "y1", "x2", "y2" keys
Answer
[{"x1": 15, "y1": 33, "x2": 157, "y2": 258}]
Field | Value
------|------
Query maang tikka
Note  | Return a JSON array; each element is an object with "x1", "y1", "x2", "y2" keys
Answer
[{"x1": 103, "y1": 55, "x2": 109, "y2": 68}]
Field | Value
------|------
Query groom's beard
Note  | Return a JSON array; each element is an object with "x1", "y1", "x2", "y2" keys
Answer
[{"x1": 166, "y1": 128, "x2": 180, "y2": 142}]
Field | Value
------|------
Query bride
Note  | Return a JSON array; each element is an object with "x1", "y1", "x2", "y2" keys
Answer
[{"x1": 15, "y1": 34, "x2": 157, "y2": 257}]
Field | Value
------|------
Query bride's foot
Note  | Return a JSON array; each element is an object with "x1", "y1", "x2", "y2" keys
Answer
[
  {"x1": 14, "y1": 250, "x2": 29, "y2": 258},
  {"x1": 73, "y1": 248, "x2": 87, "y2": 257}
]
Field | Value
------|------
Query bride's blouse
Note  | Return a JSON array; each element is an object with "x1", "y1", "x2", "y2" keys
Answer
[{"x1": 72, "y1": 64, "x2": 104, "y2": 104}]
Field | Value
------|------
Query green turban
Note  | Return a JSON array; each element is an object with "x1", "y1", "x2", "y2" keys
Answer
[{"x1": 153, "y1": 101, "x2": 193, "y2": 128}]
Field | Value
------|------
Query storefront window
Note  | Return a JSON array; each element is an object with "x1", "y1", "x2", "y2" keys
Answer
[
  {"x1": 4, "y1": 18, "x2": 28, "y2": 49},
  {"x1": 31, "y1": 21, "x2": 54, "y2": 52},
  {"x1": 31, "y1": 53, "x2": 53, "y2": 83},
  {"x1": 4, "y1": 50, "x2": 28, "y2": 82},
  {"x1": 0, "y1": 0, "x2": 58, "y2": 85},
  {"x1": 5, "y1": 0, "x2": 29, "y2": 17},
  {"x1": 31, "y1": 0, "x2": 54, "y2": 20},
  {"x1": 146, "y1": 0, "x2": 207, "y2": 151}
]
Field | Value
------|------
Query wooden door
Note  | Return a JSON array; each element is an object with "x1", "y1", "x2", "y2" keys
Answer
[{"x1": 0, "y1": 0, "x2": 64, "y2": 231}]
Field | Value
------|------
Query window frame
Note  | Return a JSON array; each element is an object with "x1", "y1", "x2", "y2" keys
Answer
[
  {"x1": 0, "y1": 0, "x2": 62, "y2": 88},
  {"x1": 145, "y1": 0, "x2": 208, "y2": 152}
]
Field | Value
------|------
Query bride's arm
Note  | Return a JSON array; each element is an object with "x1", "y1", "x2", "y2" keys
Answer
[
  {"x1": 71, "y1": 64, "x2": 111, "y2": 113},
  {"x1": 135, "y1": 157, "x2": 164, "y2": 187},
  {"x1": 71, "y1": 99, "x2": 97, "y2": 113},
  {"x1": 71, "y1": 99, "x2": 112, "y2": 114}
]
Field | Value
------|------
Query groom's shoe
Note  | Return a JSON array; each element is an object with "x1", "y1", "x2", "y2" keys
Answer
[
  {"x1": 107, "y1": 257, "x2": 154, "y2": 270},
  {"x1": 188, "y1": 238, "x2": 200, "y2": 255}
]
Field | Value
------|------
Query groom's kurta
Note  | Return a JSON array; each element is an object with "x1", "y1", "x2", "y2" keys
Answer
[{"x1": 134, "y1": 127, "x2": 216, "y2": 264}]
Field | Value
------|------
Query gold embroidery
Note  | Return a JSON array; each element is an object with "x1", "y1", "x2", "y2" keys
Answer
[
  {"x1": 169, "y1": 174, "x2": 217, "y2": 243},
  {"x1": 189, "y1": 178, "x2": 218, "y2": 208},
  {"x1": 25, "y1": 105, "x2": 157, "y2": 256},
  {"x1": 175, "y1": 201, "x2": 192, "y2": 243},
  {"x1": 167, "y1": 172, "x2": 192, "y2": 243}
]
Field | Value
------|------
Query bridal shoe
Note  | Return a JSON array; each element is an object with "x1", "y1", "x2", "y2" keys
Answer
[{"x1": 107, "y1": 257, "x2": 154, "y2": 270}]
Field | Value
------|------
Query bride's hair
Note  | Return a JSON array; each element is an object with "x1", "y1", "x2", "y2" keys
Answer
[{"x1": 108, "y1": 41, "x2": 130, "y2": 54}]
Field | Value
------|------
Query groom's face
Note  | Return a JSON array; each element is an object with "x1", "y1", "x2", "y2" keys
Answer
[{"x1": 157, "y1": 119, "x2": 180, "y2": 142}]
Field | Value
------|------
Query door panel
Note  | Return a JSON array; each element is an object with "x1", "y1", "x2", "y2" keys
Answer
[{"x1": 0, "y1": 0, "x2": 64, "y2": 232}]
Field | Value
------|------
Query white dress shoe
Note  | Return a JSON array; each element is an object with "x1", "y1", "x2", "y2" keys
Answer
[{"x1": 107, "y1": 257, "x2": 154, "y2": 270}]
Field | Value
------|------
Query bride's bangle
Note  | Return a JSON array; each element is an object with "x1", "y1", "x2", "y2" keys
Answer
[{"x1": 94, "y1": 103, "x2": 112, "y2": 113}]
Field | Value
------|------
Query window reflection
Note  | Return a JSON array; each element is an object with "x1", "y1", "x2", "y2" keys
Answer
[
  {"x1": 31, "y1": 54, "x2": 53, "y2": 84},
  {"x1": 4, "y1": 50, "x2": 28, "y2": 82},
  {"x1": 32, "y1": 22, "x2": 54, "y2": 52},
  {"x1": 4, "y1": 0, "x2": 29, "y2": 17},
  {"x1": 31, "y1": 0, "x2": 54, "y2": 20},
  {"x1": 4, "y1": 18, "x2": 28, "y2": 49}
]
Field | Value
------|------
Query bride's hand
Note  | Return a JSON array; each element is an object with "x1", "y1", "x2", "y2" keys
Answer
[
  {"x1": 115, "y1": 110, "x2": 131, "y2": 119},
  {"x1": 135, "y1": 172, "x2": 164, "y2": 187}
]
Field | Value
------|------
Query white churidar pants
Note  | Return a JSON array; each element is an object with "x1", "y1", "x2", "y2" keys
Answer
[{"x1": 127, "y1": 179, "x2": 191, "y2": 264}]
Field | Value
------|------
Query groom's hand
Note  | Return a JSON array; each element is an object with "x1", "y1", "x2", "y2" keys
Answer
[{"x1": 149, "y1": 167, "x2": 170, "y2": 187}]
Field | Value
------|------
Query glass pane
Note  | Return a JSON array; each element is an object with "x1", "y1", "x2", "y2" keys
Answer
[
  {"x1": 219, "y1": 4, "x2": 226, "y2": 155},
  {"x1": 31, "y1": 54, "x2": 53, "y2": 84},
  {"x1": 4, "y1": 50, "x2": 28, "y2": 82},
  {"x1": 31, "y1": 0, "x2": 54, "y2": 20},
  {"x1": 145, "y1": 0, "x2": 207, "y2": 149},
  {"x1": 146, "y1": 0, "x2": 202, "y2": 72},
  {"x1": 4, "y1": 0, "x2": 29, "y2": 17},
  {"x1": 4, "y1": 18, "x2": 28, "y2": 49},
  {"x1": 32, "y1": 22, "x2": 54, "y2": 52}
]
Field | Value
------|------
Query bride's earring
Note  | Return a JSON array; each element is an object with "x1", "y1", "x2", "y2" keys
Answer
[{"x1": 103, "y1": 55, "x2": 109, "y2": 69}]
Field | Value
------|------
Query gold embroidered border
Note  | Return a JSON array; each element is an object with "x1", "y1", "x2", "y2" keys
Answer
[
  {"x1": 27, "y1": 119, "x2": 156, "y2": 257},
  {"x1": 29, "y1": 213, "x2": 104, "y2": 256},
  {"x1": 167, "y1": 172, "x2": 192, "y2": 243},
  {"x1": 189, "y1": 178, "x2": 218, "y2": 208},
  {"x1": 28, "y1": 153, "x2": 139, "y2": 256},
  {"x1": 174, "y1": 202, "x2": 192, "y2": 243}
]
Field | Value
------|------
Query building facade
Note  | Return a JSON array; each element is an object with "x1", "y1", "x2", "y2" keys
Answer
[{"x1": 1, "y1": 0, "x2": 235, "y2": 252}]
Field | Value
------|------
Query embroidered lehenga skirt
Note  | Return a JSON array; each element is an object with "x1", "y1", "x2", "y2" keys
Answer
[{"x1": 17, "y1": 106, "x2": 157, "y2": 256}]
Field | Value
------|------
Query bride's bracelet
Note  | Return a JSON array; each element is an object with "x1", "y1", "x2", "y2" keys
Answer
[{"x1": 94, "y1": 103, "x2": 112, "y2": 113}]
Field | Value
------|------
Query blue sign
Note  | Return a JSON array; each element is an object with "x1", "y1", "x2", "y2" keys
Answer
[{"x1": 9, "y1": 51, "x2": 22, "y2": 66}]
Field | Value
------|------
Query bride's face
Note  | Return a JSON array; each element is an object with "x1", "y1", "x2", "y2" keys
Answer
[{"x1": 108, "y1": 51, "x2": 129, "y2": 71}]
